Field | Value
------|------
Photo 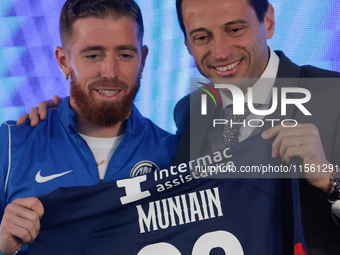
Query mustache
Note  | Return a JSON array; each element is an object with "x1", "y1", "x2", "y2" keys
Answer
[{"x1": 88, "y1": 79, "x2": 128, "y2": 90}]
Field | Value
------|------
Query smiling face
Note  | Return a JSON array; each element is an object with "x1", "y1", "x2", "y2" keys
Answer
[
  {"x1": 182, "y1": 0, "x2": 274, "y2": 83},
  {"x1": 56, "y1": 15, "x2": 148, "y2": 127}
]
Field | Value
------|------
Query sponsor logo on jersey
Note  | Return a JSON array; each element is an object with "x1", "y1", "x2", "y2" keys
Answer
[
  {"x1": 130, "y1": 161, "x2": 159, "y2": 177},
  {"x1": 35, "y1": 170, "x2": 74, "y2": 183}
]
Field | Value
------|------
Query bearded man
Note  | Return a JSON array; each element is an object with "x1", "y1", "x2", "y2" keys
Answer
[{"x1": 0, "y1": 1, "x2": 178, "y2": 254}]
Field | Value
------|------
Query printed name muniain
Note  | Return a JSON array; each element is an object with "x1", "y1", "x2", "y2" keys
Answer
[{"x1": 136, "y1": 187, "x2": 223, "y2": 233}]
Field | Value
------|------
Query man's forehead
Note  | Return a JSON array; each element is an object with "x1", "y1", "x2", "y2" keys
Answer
[
  {"x1": 182, "y1": 0, "x2": 250, "y2": 10},
  {"x1": 182, "y1": 0, "x2": 251, "y2": 20},
  {"x1": 72, "y1": 16, "x2": 138, "y2": 34},
  {"x1": 182, "y1": 0, "x2": 254, "y2": 32},
  {"x1": 70, "y1": 16, "x2": 140, "y2": 48}
]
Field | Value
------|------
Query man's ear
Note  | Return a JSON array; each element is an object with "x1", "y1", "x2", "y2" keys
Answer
[
  {"x1": 185, "y1": 38, "x2": 193, "y2": 56},
  {"x1": 264, "y1": 4, "x2": 275, "y2": 39},
  {"x1": 55, "y1": 46, "x2": 71, "y2": 79},
  {"x1": 140, "y1": 45, "x2": 149, "y2": 73}
]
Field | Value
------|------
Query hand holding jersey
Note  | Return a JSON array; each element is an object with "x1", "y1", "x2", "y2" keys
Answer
[
  {"x1": 262, "y1": 123, "x2": 332, "y2": 192},
  {"x1": 29, "y1": 135, "x2": 306, "y2": 255},
  {"x1": 0, "y1": 198, "x2": 44, "y2": 254}
]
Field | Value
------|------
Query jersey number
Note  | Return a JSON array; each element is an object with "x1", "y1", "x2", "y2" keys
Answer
[{"x1": 137, "y1": 230, "x2": 244, "y2": 255}]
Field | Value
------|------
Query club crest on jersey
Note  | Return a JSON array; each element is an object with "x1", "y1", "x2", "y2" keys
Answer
[{"x1": 130, "y1": 161, "x2": 159, "y2": 177}]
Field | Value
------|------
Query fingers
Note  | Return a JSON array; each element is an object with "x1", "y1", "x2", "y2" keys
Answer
[
  {"x1": 26, "y1": 98, "x2": 58, "y2": 127},
  {"x1": 0, "y1": 198, "x2": 44, "y2": 253},
  {"x1": 277, "y1": 136, "x2": 304, "y2": 163},
  {"x1": 16, "y1": 114, "x2": 29, "y2": 125},
  {"x1": 53, "y1": 95, "x2": 61, "y2": 106},
  {"x1": 36, "y1": 96, "x2": 61, "y2": 122},
  {"x1": 37, "y1": 100, "x2": 51, "y2": 122},
  {"x1": 278, "y1": 137, "x2": 316, "y2": 163},
  {"x1": 3, "y1": 204, "x2": 39, "y2": 243},
  {"x1": 262, "y1": 123, "x2": 318, "y2": 160},
  {"x1": 28, "y1": 107, "x2": 40, "y2": 127},
  {"x1": 261, "y1": 121, "x2": 297, "y2": 140},
  {"x1": 12, "y1": 198, "x2": 44, "y2": 219},
  {"x1": 274, "y1": 135, "x2": 318, "y2": 161},
  {"x1": 17, "y1": 96, "x2": 62, "y2": 127},
  {"x1": 277, "y1": 124, "x2": 319, "y2": 162},
  {"x1": 262, "y1": 123, "x2": 333, "y2": 191}
]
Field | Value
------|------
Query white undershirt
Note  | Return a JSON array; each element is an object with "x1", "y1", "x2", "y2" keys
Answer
[
  {"x1": 79, "y1": 134, "x2": 124, "y2": 180},
  {"x1": 220, "y1": 47, "x2": 280, "y2": 142}
]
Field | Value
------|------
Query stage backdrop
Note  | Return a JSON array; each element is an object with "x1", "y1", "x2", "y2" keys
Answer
[{"x1": 0, "y1": 0, "x2": 339, "y2": 134}]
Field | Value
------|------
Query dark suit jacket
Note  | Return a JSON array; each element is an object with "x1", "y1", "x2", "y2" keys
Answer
[{"x1": 173, "y1": 51, "x2": 340, "y2": 255}]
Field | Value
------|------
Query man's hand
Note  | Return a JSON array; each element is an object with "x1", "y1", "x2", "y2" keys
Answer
[
  {"x1": 16, "y1": 95, "x2": 62, "y2": 127},
  {"x1": 0, "y1": 197, "x2": 44, "y2": 254},
  {"x1": 262, "y1": 123, "x2": 332, "y2": 192}
]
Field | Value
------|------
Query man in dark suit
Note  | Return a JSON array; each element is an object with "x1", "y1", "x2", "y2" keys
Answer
[{"x1": 174, "y1": 0, "x2": 340, "y2": 254}]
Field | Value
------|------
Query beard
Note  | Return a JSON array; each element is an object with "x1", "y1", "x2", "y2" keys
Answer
[{"x1": 70, "y1": 70, "x2": 140, "y2": 127}]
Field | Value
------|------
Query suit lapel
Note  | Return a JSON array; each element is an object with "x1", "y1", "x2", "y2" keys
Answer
[
  {"x1": 263, "y1": 51, "x2": 302, "y2": 130},
  {"x1": 189, "y1": 89, "x2": 222, "y2": 159}
]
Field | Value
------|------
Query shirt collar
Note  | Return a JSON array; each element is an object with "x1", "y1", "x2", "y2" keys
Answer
[{"x1": 220, "y1": 47, "x2": 280, "y2": 106}]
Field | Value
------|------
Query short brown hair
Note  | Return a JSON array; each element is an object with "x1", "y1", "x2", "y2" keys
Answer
[
  {"x1": 59, "y1": 0, "x2": 144, "y2": 47},
  {"x1": 176, "y1": 0, "x2": 269, "y2": 38}
]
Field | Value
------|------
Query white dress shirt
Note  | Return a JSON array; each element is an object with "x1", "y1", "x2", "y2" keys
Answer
[{"x1": 219, "y1": 47, "x2": 280, "y2": 142}]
